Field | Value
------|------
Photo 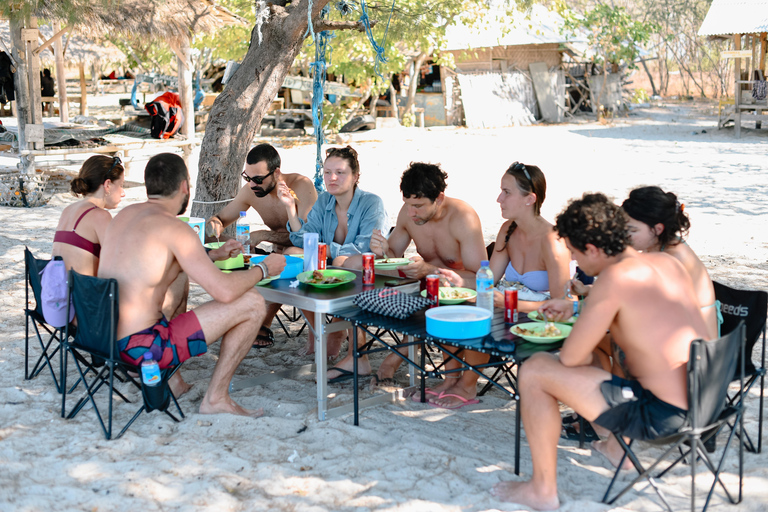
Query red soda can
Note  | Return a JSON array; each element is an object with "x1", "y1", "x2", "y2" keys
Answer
[
  {"x1": 505, "y1": 289, "x2": 518, "y2": 323},
  {"x1": 426, "y1": 274, "x2": 440, "y2": 307},
  {"x1": 362, "y1": 252, "x2": 375, "y2": 285},
  {"x1": 317, "y1": 243, "x2": 327, "y2": 270}
]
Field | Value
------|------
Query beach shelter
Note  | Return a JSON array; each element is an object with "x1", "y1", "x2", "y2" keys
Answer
[
  {"x1": 5, "y1": 0, "x2": 246, "y2": 170},
  {"x1": 698, "y1": 0, "x2": 768, "y2": 137}
]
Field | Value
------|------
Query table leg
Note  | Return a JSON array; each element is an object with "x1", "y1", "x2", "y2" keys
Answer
[
  {"x1": 353, "y1": 324, "x2": 359, "y2": 426},
  {"x1": 420, "y1": 340, "x2": 426, "y2": 403},
  {"x1": 315, "y1": 310, "x2": 328, "y2": 421},
  {"x1": 515, "y1": 396, "x2": 521, "y2": 475},
  {"x1": 407, "y1": 335, "x2": 417, "y2": 387}
]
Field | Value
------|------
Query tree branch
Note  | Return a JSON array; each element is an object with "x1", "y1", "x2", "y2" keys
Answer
[{"x1": 313, "y1": 19, "x2": 377, "y2": 32}]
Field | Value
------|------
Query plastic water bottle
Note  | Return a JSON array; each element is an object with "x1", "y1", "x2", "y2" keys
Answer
[
  {"x1": 140, "y1": 352, "x2": 161, "y2": 387},
  {"x1": 303, "y1": 232, "x2": 319, "y2": 272},
  {"x1": 476, "y1": 260, "x2": 494, "y2": 319},
  {"x1": 236, "y1": 211, "x2": 250, "y2": 250}
]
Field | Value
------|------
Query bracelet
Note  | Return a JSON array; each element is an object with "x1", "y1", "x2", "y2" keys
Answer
[
  {"x1": 255, "y1": 261, "x2": 269, "y2": 280},
  {"x1": 572, "y1": 300, "x2": 580, "y2": 315}
]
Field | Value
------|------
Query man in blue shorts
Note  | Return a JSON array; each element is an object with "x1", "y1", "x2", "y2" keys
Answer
[
  {"x1": 99, "y1": 153, "x2": 286, "y2": 417},
  {"x1": 491, "y1": 193, "x2": 709, "y2": 510}
]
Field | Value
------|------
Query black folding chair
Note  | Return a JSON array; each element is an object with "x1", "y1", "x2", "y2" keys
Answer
[
  {"x1": 602, "y1": 322, "x2": 746, "y2": 512},
  {"x1": 61, "y1": 270, "x2": 184, "y2": 440},
  {"x1": 714, "y1": 281, "x2": 767, "y2": 453}
]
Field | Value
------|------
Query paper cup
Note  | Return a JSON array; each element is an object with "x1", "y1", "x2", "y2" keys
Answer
[{"x1": 187, "y1": 217, "x2": 205, "y2": 245}]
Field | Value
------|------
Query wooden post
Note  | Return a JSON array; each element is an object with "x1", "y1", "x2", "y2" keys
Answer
[
  {"x1": 760, "y1": 33, "x2": 767, "y2": 74},
  {"x1": 173, "y1": 36, "x2": 195, "y2": 168},
  {"x1": 10, "y1": 17, "x2": 32, "y2": 172},
  {"x1": 53, "y1": 21, "x2": 69, "y2": 122},
  {"x1": 734, "y1": 34, "x2": 742, "y2": 138},
  {"x1": 24, "y1": 18, "x2": 43, "y2": 151},
  {"x1": 78, "y1": 62, "x2": 88, "y2": 115}
]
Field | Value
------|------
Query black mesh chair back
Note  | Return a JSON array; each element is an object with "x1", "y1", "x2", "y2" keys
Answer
[
  {"x1": 713, "y1": 281, "x2": 766, "y2": 453},
  {"x1": 603, "y1": 323, "x2": 746, "y2": 512},
  {"x1": 62, "y1": 270, "x2": 184, "y2": 440},
  {"x1": 24, "y1": 247, "x2": 63, "y2": 391}
]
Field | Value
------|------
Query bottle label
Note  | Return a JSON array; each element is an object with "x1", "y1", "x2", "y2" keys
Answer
[
  {"x1": 141, "y1": 363, "x2": 161, "y2": 386},
  {"x1": 236, "y1": 224, "x2": 250, "y2": 238},
  {"x1": 476, "y1": 277, "x2": 493, "y2": 292}
]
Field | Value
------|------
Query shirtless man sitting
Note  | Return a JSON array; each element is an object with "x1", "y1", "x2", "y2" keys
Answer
[
  {"x1": 491, "y1": 193, "x2": 709, "y2": 510},
  {"x1": 368, "y1": 162, "x2": 486, "y2": 395},
  {"x1": 99, "y1": 153, "x2": 286, "y2": 417},
  {"x1": 206, "y1": 143, "x2": 317, "y2": 347}
]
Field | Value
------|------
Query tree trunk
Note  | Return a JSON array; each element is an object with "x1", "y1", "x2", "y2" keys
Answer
[
  {"x1": 402, "y1": 51, "x2": 428, "y2": 117},
  {"x1": 172, "y1": 37, "x2": 195, "y2": 168},
  {"x1": 10, "y1": 16, "x2": 34, "y2": 172},
  {"x1": 191, "y1": 0, "x2": 330, "y2": 225},
  {"x1": 640, "y1": 59, "x2": 657, "y2": 97},
  {"x1": 389, "y1": 80, "x2": 399, "y2": 122}
]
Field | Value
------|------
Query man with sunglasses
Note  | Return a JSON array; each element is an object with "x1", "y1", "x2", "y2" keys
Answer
[
  {"x1": 206, "y1": 143, "x2": 316, "y2": 347},
  {"x1": 206, "y1": 143, "x2": 317, "y2": 254}
]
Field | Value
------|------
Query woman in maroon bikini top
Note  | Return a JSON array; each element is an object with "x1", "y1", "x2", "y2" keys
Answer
[{"x1": 52, "y1": 155, "x2": 126, "y2": 277}]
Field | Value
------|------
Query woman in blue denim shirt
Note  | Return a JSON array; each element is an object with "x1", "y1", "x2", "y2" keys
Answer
[
  {"x1": 279, "y1": 146, "x2": 389, "y2": 367},
  {"x1": 280, "y1": 146, "x2": 389, "y2": 267}
]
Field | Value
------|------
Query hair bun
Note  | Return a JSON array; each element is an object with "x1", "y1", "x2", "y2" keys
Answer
[{"x1": 70, "y1": 177, "x2": 88, "y2": 195}]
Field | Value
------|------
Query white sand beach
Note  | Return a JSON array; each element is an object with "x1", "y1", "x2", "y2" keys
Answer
[{"x1": 1, "y1": 103, "x2": 767, "y2": 511}]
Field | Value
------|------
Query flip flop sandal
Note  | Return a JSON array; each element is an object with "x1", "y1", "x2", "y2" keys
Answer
[
  {"x1": 327, "y1": 366, "x2": 355, "y2": 384},
  {"x1": 252, "y1": 326, "x2": 275, "y2": 349},
  {"x1": 370, "y1": 375, "x2": 398, "y2": 388},
  {"x1": 411, "y1": 389, "x2": 442, "y2": 403},
  {"x1": 562, "y1": 413, "x2": 580, "y2": 426},
  {"x1": 428, "y1": 393, "x2": 480, "y2": 410},
  {"x1": 560, "y1": 422, "x2": 600, "y2": 443}
]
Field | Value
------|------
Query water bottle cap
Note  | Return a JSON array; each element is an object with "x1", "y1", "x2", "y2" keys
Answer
[
  {"x1": 143, "y1": 352, "x2": 153, "y2": 360},
  {"x1": 239, "y1": 211, "x2": 247, "y2": 217},
  {"x1": 481, "y1": 260, "x2": 489, "y2": 267}
]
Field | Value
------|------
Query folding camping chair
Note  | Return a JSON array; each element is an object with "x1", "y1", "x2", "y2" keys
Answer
[
  {"x1": 713, "y1": 281, "x2": 767, "y2": 453},
  {"x1": 602, "y1": 323, "x2": 746, "y2": 512},
  {"x1": 61, "y1": 270, "x2": 185, "y2": 440}
]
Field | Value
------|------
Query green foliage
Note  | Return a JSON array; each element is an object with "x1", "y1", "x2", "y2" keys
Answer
[
  {"x1": 401, "y1": 111, "x2": 415, "y2": 127},
  {"x1": 322, "y1": 100, "x2": 356, "y2": 134},
  {"x1": 558, "y1": 2, "x2": 657, "y2": 70},
  {"x1": 631, "y1": 88, "x2": 650, "y2": 103}
]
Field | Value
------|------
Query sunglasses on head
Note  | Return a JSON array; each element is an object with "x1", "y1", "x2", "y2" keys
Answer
[
  {"x1": 108, "y1": 156, "x2": 122, "y2": 175},
  {"x1": 326, "y1": 146, "x2": 358, "y2": 158},
  {"x1": 241, "y1": 168, "x2": 275, "y2": 185},
  {"x1": 511, "y1": 162, "x2": 533, "y2": 188}
]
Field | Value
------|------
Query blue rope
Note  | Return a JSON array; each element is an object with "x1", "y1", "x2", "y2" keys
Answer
[
  {"x1": 358, "y1": 0, "x2": 397, "y2": 79},
  {"x1": 310, "y1": 29, "x2": 334, "y2": 192}
]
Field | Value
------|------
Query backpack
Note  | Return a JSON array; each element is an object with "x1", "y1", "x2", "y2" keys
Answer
[{"x1": 145, "y1": 91, "x2": 184, "y2": 139}]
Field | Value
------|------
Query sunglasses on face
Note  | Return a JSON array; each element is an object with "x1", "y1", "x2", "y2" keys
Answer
[{"x1": 241, "y1": 168, "x2": 275, "y2": 185}]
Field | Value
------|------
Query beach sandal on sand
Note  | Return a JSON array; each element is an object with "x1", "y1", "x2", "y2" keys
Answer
[
  {"x1": 252, "y1": 326, "x2": 275, "y2": 349},
  {"x1": 429, "y1": 393, "x2": 480, "y2": 410},
  {"x1": 562, "y1": 413, "x2": 580, "y2": 426},
  {"x1": 561, "y1": 422, "x2": 600, "y2": 443},
  {"x1": 411, "y1": 389, "x2": 442, "y2": 403},
  {"x1": 370, "y1": 374, "x2": 398, "y2": 390},
  {"x1": 327, "y1": 367, "x2": 355, "y2": 384}
]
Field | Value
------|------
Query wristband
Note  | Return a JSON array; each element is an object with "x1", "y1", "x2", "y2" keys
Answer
[{"x1": 255, "y1": 261, "x2": 269, "y2": 280}]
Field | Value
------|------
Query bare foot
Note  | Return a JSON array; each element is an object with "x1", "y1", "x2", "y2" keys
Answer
[
  {"x1": 592, "y1": 438, "x2": 633, "y2": 470},
  {"x1": 168, "y1": 372, "x2": 192, "y2": 398},
  {"x1": 298, "y1": 333, "x2": 343, "y2": 359},
  {"x1": 491, "y1": 480, "x2": 560, "y2": 511},
  {"x1": 199, "y1": 396, "x2": 264, "y2": 418}
]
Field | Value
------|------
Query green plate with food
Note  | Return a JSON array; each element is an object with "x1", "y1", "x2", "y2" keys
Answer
[
  {"x1": 511, "y1": 322, "x2": 572, "y2": 344},
  {"x1": 420, "y1": 287, "x2": 477, "y2": 305},
  {"x1": 256, "y1": 276, "x2": 279, "y2": 286},
  {"x1": 297, "y1": 269, "x2": 356, "y2": 288},
  {"x1": 374, "y1": 257, "x2": 411, "y2": 270},
  {"x1": 528, "y1": 311, "x2": 578, "y2": 325}
]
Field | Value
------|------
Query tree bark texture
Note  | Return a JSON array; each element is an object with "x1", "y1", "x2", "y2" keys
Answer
[
  {"x1": 10, "y1": 17, "x2": 33, "y2": 172},
  {"x1": 402, "y1": 51, "x2": 428, "y2": 117},
  {"x1": 191, "y1": 0, "x2": 330, "y2": 225},
  {"x1": 53, "y1": 21, "x2": 69, "y2": 122}
]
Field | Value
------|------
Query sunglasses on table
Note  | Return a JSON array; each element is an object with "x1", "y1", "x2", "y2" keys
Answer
[{"x1": 241, "y1": 168, "x2": 275, "y2": 184}]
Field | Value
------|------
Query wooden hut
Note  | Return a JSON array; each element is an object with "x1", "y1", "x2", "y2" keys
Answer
[{"x1": 698, "y1": 0, "x2": 768, "y2": 137}]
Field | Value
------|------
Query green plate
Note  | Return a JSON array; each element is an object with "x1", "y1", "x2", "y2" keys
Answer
[
  {"x1": 528, "y1": 311, "x2": 578, "y2": 325},
  {"x1": 511, "y1": 322, "x2": 572, "y2": 343},
  {"x1": 297, "y1": 269, "x2": 356, "y2": 288},
  {"x1": 420, "y1": 287, "x2": 477, "y2": 305},
  {"x1": 256, "y1": 276, "x2": 279, "y2": 286},
  {"x1": 374, "y1": 258, "x2": 411, "y2": 270}
]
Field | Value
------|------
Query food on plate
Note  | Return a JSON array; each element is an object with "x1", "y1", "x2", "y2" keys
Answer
[
  {"x1": 439, "y1": 288, "x2": 474, "y2": 300},
  {"x1": 513, "y1": 324, "x2": 562, "y2": 337},
  {"x1": 307, "y1": 270, "x2": 343, "y2": 284}
]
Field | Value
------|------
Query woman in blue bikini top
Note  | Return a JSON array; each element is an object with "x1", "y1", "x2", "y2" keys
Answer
[
  {"x1": 488, "y1": 162, "x2": 573, "y2": 312},
  {"x1": 621, "y1": 186, "x2": 719, "y2": 339}
]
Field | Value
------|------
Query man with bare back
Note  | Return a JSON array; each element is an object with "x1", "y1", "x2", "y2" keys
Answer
[
  {"x1": 99, "y1": 153, "x2": 286, "y2": 418},
  {"x1": 491, "y1": 193, "x2": 708, "y2": 510},
  {"x1": 206, "y1": 143, "x2": 317, "y2": 347},
  {"x1": 368, "y1": 162, "x2": 486, "y2": 390}
]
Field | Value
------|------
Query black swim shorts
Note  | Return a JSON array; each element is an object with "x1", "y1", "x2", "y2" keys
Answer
[{"x1": 593, "y1": 375, "x2": 687, "y2": 441}]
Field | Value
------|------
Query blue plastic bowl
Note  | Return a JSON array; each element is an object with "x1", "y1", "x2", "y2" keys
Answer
[
  {"x1": 425, "y1": 305, "x2": 492, "y2": 339},
  {"x1": 250, "y1": 254, "x2": 303, "y2": 280}
]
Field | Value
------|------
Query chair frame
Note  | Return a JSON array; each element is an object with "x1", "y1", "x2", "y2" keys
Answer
[
  {"x1": 61, "y1": 270, "x2": 184, "y2": 440},
  {"x1": 602, "y1": 324, "x2": 746, "y2": 512}
]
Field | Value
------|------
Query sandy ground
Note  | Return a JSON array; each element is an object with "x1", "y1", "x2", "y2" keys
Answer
[{"x1": 1, "y1": 103, "x2": 767, "y2": 511}]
